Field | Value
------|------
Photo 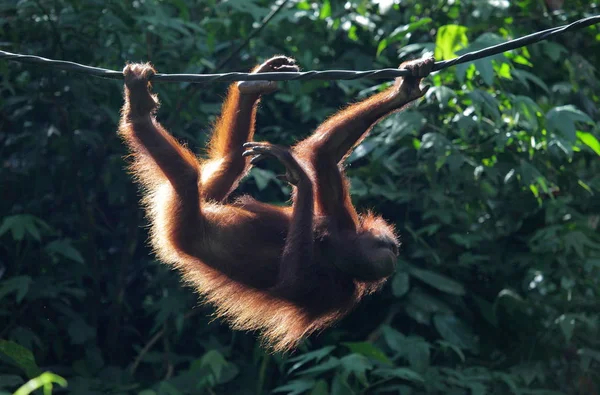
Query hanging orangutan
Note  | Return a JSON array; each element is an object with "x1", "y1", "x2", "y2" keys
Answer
[{"x1": 118, "y1": 54, "x2": 433, "y2": 352}]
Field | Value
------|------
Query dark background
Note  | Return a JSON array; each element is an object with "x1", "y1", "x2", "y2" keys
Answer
[{"x1": 1, "y1": 0, "x2": 599, "y2": 394}]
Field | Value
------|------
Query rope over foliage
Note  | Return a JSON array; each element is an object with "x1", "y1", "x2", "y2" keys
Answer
[{"x1": 0, "y1": 15, "x2": 598, "y2": 83}]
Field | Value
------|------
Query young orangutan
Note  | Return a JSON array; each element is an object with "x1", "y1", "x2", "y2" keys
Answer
[{"x1": 118, "y1": 55, "x2": 433, "y2": 352}]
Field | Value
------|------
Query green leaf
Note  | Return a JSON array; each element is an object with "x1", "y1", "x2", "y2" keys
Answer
[
  {"x1": 319, "y1": 0, "x2": 331, "y2": 19},
  {"x1": 0, "y1": 276, "x2": 32, "y2": 303},
  {"x1": 408, "y1": 267, "x2": 465, "y2": 295},
  {"x1": 577, "y1": 131, "x2": 600, "y2": 155},
  {"x1": 339, "y1": 354, "x2": 372, "y2": 386},
  {"x1": 372, "y1": 367, "x2": 424, "y2": 383},
  {"x1": 377, "y1": 18, "x2": 433, "y2": 56},
  {"x1": 0, "y1": 340, "x2": 41, "y2": 378},
  {"x1": 435, "y1": 25, "x2": 468, "y2": 60},
  {"x1": 556, "y1": 314, "x2": 576, "y2": 342},
  {"x1": 512, "y1": 69, "x2": 550, "y2": 93},
  {"x1": 309, "y1": 380, "x2": 328, "y2": 395},
  {"x1": 273, "y1": 379, "x2": 317, "y2": 395},
  {"x1": 436, "y1": 340, "x2": 465, "y2": 362},
  {"x1": 391, "y1": 272, "x2": 410, "y2": 297},
  {"x1": 342, "y1": 342, "x2": 391, "y2": 364},
  {"x1": 546, "y1": 105, "x2": 593, "y2": 143},
  {"x1": 513, "y1": 95, "x2": 541, "y2": 130},
  {"x1": 473, "y1": 58, "x2": 494, "y2": 85},
  {"x1": 381, "y1": 326, "x2": 406, "y2": 354},
  {"x1": 288, "y1": 346, "x2": 336, "y2": 374},
  {"x1": 407, "y1": 288, "x2": 453, "y2": 314},
  {"x1": 405, "y1": 339, "x2": 430, "y2": 372},
  {"x1": 44, "y1": 240, "x2": 85, "y2": 264},
  {"x1": 0, "y1": 215, "x2": 50, "y2": 242},
  {"x1": 13, "y1": 372, "x2": 67, "y2": 395},
  {"x1": 297, "y1": 357, "x2": 340, "y2": 375},
  {"x1": 433, "y1": 314, "x2": 477, "y2": 351},
  {"x1": 250, "y1": 167, "x2": 277, "y2": 190},
  {"x1": 200, "y1": 350, "x2": 228, "y2": 381}
]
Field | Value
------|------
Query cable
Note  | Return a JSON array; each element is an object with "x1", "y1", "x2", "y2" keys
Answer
[{"x1": 0, "y1": 15, "x2": 598, "y2": 83}]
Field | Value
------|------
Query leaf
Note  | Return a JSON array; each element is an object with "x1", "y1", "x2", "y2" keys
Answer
[
  {"x1": 0, "y1": 276, "x2": 32, "y2": 303},
  {"x1": 381, "y1": 326, "x2": 407, "y2": 354},
  {"x1": 377, "y1": 18, "x2": 433, "y2": 56},
  {"x1": 513, "y1": 95, "x2": 542, "y2": 130},
  {"x1": 556, "y1": 314, "x2": 576, "y2": 342},
  {"x1": 473, "y1": 58, "x2": 494, "y2": 85},
  {"x1": 407, "y1": 288, "x2": 453, "y2": 314},
  {"x1": 339, "y1": 354, "x2": 372, "y2": 386},
  {"x1": 200, "y1": 350, "x2": 228, "y2": 381},
  {"x1": 493, "y1": 372, "x2": 520, "y2": 394},
  {"x1": 342, "y1": 342, "x2": 391, "y2": 364},
  {"x1": 13, "y1": 372, "x2": 67, "y2": 395},
  {"x1": 467, "y1": 90, "x2": 500, "y2": 119},
  {"x1": 577, "y1": 131, "x2": 600, "y2": 155},
  {"x1": 0, "y1": 340, "x2": 41, "y2": 378},
  {"x1": 408, "y1": 267, "x2": 465, "y2": 295},
  {"x1": 433, "y1": 314, "x2": 478, "y2": 351},
  {"x1": 372, "y1": 367, "x2": 424, "y2": 383},
  {"x1": 44, "y1": 240, "x2": 85, "y2": 264},
  {"x1": 0, "y1": 215, "x2": 50, "y2": 242},
  {"x1": 512, "y1": 69, "x2": 550, "y2": 93},
  {"x1": 435, "y1": 25, "x2": 468, "y2": 60},
  {"x1": 298, "y1": 357, "x2": 340, "y2": 375},
  {"x1": 309, "y1": 380, "x2": 328, "y2": 395},
  {"x1": 381, "y1": 110, "x2": 427, "y2": 144},
  {"x1": 431, "y1": 86, "x2": 456, "y2": 107},
  {"x1": 546, "y1": 105, "x2": 593, "y2": 143},
  {"x1": 319, "y1": 0, "x2": 331, "y2": 19},
  {"x1": 405, "y1": 339, "x2": 430, "y2": 372},
  {"x1": 436, "y1": 340, "x2": 465, "y2": 362},
  {"x1": 250, "y1": 167, "x2": 277, "y2": 190},
  {"x1": 273, "y1": 379, "x2": 317, "y2": 395},
  {"x1": 391, "y1": 272, "x2": 410, "y2": 297},
  {"x1": 287, "y1": 346, "x2": 336, "y2": 374}
]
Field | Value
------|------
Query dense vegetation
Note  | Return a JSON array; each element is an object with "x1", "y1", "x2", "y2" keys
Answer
[{"x1": 1, "y1": 0, "x2": 599, "y2": 394}]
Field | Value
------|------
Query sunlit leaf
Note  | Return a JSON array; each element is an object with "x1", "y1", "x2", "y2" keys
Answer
[
  {"x1": 319, "y1": 0, "x2": 331, "y2": 19},
  {"x1": 577, "y1": 131, "x2": 600, "y2": 155},
  {"x1": 13, "y1": 372, "x2": 67, "y2": 395},
  {"x1": 435, "y1": 25, "x2": 468, "y2": 60}
]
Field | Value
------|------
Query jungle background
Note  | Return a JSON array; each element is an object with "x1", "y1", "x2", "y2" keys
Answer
[{"x1": 1, "y1": 0, "x2": 599, "y2": 394}]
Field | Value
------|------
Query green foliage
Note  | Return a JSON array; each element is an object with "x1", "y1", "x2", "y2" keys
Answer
[
  {"x1": 13, "y1": 372, "x2": 67, "y2": 395},
  {"x1": 1, "y1": 0, "x2": 599, "y2": 393}
]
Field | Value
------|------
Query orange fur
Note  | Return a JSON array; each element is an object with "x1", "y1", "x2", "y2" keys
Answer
[{"x1": 118, "y1": 56, "x2": 432, "y2": 352}]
